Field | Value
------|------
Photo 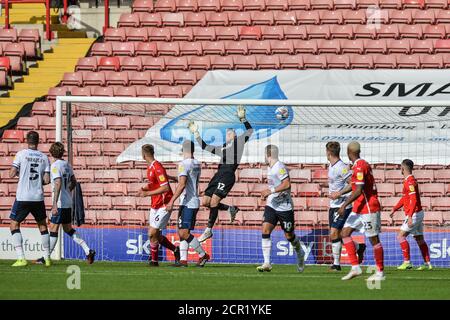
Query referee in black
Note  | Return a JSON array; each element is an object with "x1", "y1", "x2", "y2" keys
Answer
[{"x1": 188, "y1": 105, "x2": 254, "y2": 242}]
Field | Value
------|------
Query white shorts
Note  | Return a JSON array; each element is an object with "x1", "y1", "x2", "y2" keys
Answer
[
  {"x1": 400, "y1": 211, "x2": 424, "y2": 236},
  {"x1": 149, "y1": 207, "x2": 171, "y2": 230},
  {"x1": 343, "y1": 211, "x2": 381, "y2": 237}
]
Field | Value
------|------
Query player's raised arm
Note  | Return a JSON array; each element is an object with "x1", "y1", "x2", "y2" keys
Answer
[
  {"x1": 188, "y1": 121, "x2": 222, "y2": 155},
  {"x1": 236, "y1": 105, "x2": 253, "y2": 143}
]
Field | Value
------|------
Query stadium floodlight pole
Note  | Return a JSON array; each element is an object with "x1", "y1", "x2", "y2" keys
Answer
[{"x1": 55, "y1": 96, "x2": 450, "y2": 107}]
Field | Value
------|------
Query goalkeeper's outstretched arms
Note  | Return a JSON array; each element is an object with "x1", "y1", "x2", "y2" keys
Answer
[
  {"x1": 188, "y1": 120, "x2": 222, "y2": 155},
  {"x1": 236, "y1": 105, "x2": 254, "y2": 143}
]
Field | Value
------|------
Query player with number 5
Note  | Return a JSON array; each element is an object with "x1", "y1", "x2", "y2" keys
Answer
[{"x1": 257, "y1": 145, "x2": 305, "y2": 273}]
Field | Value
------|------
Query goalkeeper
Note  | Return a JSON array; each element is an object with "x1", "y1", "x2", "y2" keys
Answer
[{"x1": 188, "y1": 105, "x2": 253, "y2": 242}]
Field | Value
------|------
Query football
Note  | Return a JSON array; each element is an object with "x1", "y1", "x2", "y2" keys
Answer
[{"x1": 275, "y1": 106, "x2": 289, "y2": 121}]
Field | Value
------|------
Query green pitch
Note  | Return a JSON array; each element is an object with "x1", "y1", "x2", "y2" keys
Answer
[{"x1": 0, "y1": 260, "x2": 449, "y2": 300}]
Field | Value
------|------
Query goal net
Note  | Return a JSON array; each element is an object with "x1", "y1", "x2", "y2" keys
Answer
[{"x1": 56, "y1": 96, "x2": 450, "y2": 268}]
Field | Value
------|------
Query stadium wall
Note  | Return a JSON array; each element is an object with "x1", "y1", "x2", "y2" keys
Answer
[{"x1": 61, "y1": 226, "x2": 450, "y2": 267}]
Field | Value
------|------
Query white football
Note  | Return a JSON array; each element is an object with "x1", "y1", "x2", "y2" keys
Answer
[{"x1": 275, "y1": 106, "x2": 289, "y2": 121}]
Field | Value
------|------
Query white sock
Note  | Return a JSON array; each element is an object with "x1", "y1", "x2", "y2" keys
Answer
[
  {"x1": 204, "y1": 227, "x2": 212, "y2": 234},
  {"x1": 71, "y1": 231, "x2": 90, "y2": 255},
  {"x1": 41, "y1": 231, "x2": 50, "y2": 259},
  {"x1": 180, "y1": 240, "x2": 189, "y2": 261},
  {"x1": 332, "y1": 240, "x2": 342, "y2": 265},
  {"x1": 49, "y1": 233, "x2": 58, "y2": 254},
  {"x1": 11, "y1": 231, "x2": 25, "y2": 260},
  {"x1": 188, "y1": 236, "x2": 205, "y2": 257},
  {"x1": 261, "y1": 237, "x2": 271, "y2": 265}
]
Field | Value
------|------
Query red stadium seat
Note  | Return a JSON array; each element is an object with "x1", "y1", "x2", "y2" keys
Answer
[
  {"x1": 135, "y1": 42, "x2": 158, "y2": 56},
  {"x1": 136, "y1": 85, "x2": 160, "y2": 97},
  {"x1": 90, "y1": 42, "x2": 113, "y2": 56},
  {"x1": 283, "y1": 25, "x2": 307, "y2": 39},
  {"x1": 233, "y1": 55, "x2": 257, "y2": 70},
  {"x1": 423, "y1": 24, "x2": 446, "y2": 39},
  {"x1": 202, "y1": 41, "x2": 225, "y2": 55},
  {"x1": 435, "y1": 39, "x2": 450, "y2": 53},
  {"x1": 293, "y1": 39, "x2": 318, "y2": 54},
  {"x1": 319, "y1": 10, "x2": 344, "y2": 24},
  {"x1": 93, "y1": 169, "x2": 119, "y2": 183},
  {"x1": 434, "y1": 170, "x2": 450, "y2": 183},
  {"x1": 261, "y1": 26, "x2": 284, "y2": 40},
  {"x1": 297, "y1": 183, "x2": 321, "y2": 197},
  {"x1": 139, "y1": 12, "x2": 163, "y2": 26},
  {"x1": 377, "y1": 183, "x2": 396, "y2": 196},
  {"x1": 397, "y1": 55, "x2": 420, "y2": 69},
  {"x1": 389, "y1": 9, "x2": 412, "y2": 24},
  {"x1": 98, "y1": 57, "x2": 121, "y2": 71},
  {"x1": 239, "y1": 26, "x2": 262, "y2": 40},
  {"x1": 198, "y1": 0, "x2": 221, "y2": 11},
  {"x1": 142, "y1": 56, "x2": 165, "y2": 71},
  {"x1": 96, "y1": 210, "x2": 121, "y2": 225},
  {"x1": 210, "y1": 55, "x2": 234, "y2": 69},
  {"x1": 105, "y1": 71, "x2": 129, "y2": 86},
  {"x1": 256, "y1": 54, "x2": 280, "y2": 69},
  {"x1": 2, "y1": 130, "x2": 25, "y2": 143},
  {"x1": 239, "y1": 168, "x2": 263, "y2": 182},
  {"x1": 118, "y1": 13, "x2": 140, "y2": 27},
  {"x1": 343, "y1": 9, "x2": 366, "y2": 24},
  {"x1": 431, "y1": 198, "x2": 450, "y2": 211},
  {"x1": 231, "y1": 197, "x2": 257, "y2": 210},
  {"x1": 82, "y1": 183, "x2": 104, "y2": 196},
  {"x1": 17, "y1": 117, "x2": 39, "y2": 130},
  {"x1": 307, "y1": 198, "x2": 329, "y2": 211},
  {"x1": 340, "y1": 39, "x2": 364, "y2": 55},
  {"x1": 76, "y1": 57, "x2": 99, "y2": 71},
  {"x1": 184, "y1": 12, "x2": 207, "y2": 26},
  {"x1": 104, "y1": 28, "x2": 127, "y2": 42},
  {"x1": 77, "y1": 143, "x2": 102, "y2": 156},
  {"x1": 118, "y1": 170, "x2": 143, "y2": 183},
  {"x1": 296, "y1": 10, "x2": 320, "y2": 24},
  {"x1": 279, "y1": 54, "x2": 304, "y2": 69},
  {"x1": 289, "y1": 169, "x2": 312, "y2": 183},
  {"x1": 251, "y1": 11, "x2": 274, "y2": 26},
  {"x1": 121, "y1": 211, "x2": 146, "y2": 225},
  {"x1": 410, "y1": 39, "x2": 434, "y2": 54},
  {"x1": 132, "y1": 0, "x2": 154, "y2": 12},
  {"x1": 421, "y1": 183, "x2": 445, "y2": 197},
  {"x1": 188, "y1": 56, "x2": 211, "y2": 69},
  {"x1": 310, "y1": 0, "x2": 333, "y2": 9},
  {"x1": 87, "y1": 197, "x2": 113, "y2": 210},
  {"x1": 413, "y1": 170, "x2": 434, "y2": 183},
  {"x1": 207, "y1": 12, "x2": 230, "y2": 26},
  {"x1": 103, "y1": 143, "x2": 125, "y2": 156},
  {"x1": 298, "y1": 211, "x2": 318, "y2": 225},
  {"x1": 372, "y1": 54, "x2": 397, "y2": 68},
  {"x1": 330, "y1": 25, "x2": 354, "y2": 39},
  {"x1": 293, "y1": 198, "x2": 308, "y2": 210},
  {"x1": 179, "y1": 42, "x2": 203, "y2": 57},
  {"x1": 112, "y1": 197, "x2": 137, "y2": 210},
  {"x1": 228, "y1": 11, "x2": 251, "y2": 26},
  {"x1": 154, "y1": 0, "x2": 176, "y2": 12},
  {"x1": 377, "y1": 24, "x2": 400, "y2": 39},
  {"x1": 193, "y1": 27, "x2": 216, "y2": 40},
  {"x1": 311, "y1": 169, "x2": 328, "y2": 183}
]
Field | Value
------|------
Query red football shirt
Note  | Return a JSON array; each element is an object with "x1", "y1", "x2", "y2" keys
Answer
[
  {"x1": 350, "y1": 158, "x2": 380, "y2": 214},
  {"x1": 393, "y1": 175, "x2": 422, "y2": 216},
  {"x1": 146, "y1": 160, "x2": 173, "y2": 209}
]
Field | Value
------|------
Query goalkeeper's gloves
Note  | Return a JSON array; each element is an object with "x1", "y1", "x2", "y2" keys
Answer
[
  {"x1": 237, "y1": 105, "x2": 247, "y2": 123},
  {"x1": 188, "y1": 121, "x2": 200, "y2": 138}
]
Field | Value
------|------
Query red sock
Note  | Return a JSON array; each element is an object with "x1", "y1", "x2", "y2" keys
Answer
[
  {"x1": 418, "y1": 241, "x2": 430, "y2": 263},
  {"x1": 373, "y1": 243, "x2": 384, "y2": 272},
  {"x1": 399, "y1": 237, "x2": 410, "y2": 262},
  {"x1": 159, "y1": 235, "x2": 176, "y2": 252},
  {"x1": 343, "y1": 237, "x2": 359, "y2": 266},
  {"x1": 150, "y1": 242, "x2": 159, "y2": 262}
]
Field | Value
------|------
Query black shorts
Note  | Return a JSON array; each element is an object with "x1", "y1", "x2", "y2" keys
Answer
[
  {"x1": 204, "y1": 170, "x2": 236, "y2": 199},
  {"x1": 178, "y1": 206, "x2": 198, "y2": 230},
  {"x1": 10, "y1": 200, "x2": 47, "y2": 223},
  {"x1": 263, "y1": 206, "x2": 295, "y2": 233},
  {"x1": 50, "y1": 208, "x2": 72, "y2": 225},
  {"x1": 329, "y1": 207, "x2": 352, "y2": 230}
]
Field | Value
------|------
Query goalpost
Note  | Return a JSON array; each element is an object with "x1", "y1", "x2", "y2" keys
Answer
[{"x1": 54, "y1": 96, "x2": 450, "y2": 267}]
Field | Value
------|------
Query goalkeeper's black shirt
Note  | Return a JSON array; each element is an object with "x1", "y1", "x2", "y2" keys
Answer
[{"x1": 196, "y1": 121, "x2": 253, "y2": 173}]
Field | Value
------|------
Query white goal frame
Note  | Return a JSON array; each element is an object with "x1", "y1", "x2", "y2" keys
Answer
[{"x1": 53, "y1": 96, "x2": 449, "y2": 262}]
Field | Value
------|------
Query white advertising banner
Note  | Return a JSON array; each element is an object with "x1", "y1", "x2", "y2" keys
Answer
[
  {"x1": 118, "y1": 70, "x2": 450, "y2": 165},
  {"x1": 0, "y1": 227, "x2": 60, "y2": 260}
]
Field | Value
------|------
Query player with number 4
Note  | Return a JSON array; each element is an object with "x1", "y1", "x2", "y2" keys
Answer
[{"x1": 257, "y1": 145, "x2": 305, "y2": 273}]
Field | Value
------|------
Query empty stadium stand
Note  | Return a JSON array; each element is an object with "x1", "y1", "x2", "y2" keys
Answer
[{"x1": 0, "y1": 0, "x2": 449, "y2": 227}]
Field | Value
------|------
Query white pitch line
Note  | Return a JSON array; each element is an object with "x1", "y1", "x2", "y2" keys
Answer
[{"x1": 0, "y1": 269, "x2": 449, "y2": 281}]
